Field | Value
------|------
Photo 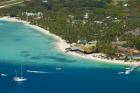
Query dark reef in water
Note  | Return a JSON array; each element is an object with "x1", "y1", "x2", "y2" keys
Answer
[
  {"x1": 30, "y1": 56, "x2": 42, "y2": 60},
  {"x1": 15, "y1": 38, "x2": 23, "y2": 41},
  {"x1": 43, "y1": 55, "x2": 76, "y2": 63},
  {"x1": 20, "y1": 50, "x2": 31, "y2": 57},
  {"x1": 29, "y1": 54, "x2": 76, "y2": 63}
]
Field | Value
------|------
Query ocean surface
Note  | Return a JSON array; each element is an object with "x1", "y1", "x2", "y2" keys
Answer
[{"x1": 0, "y1": 20, "x2": 140, "y2": 93}]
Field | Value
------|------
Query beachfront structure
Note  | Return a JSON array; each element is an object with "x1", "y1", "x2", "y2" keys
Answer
[
  {"x1": 69, "y1": 44, "x2": 97, "y2": 54},
  {"x1": 111, "y1": 40, "x2": 140, "y2": 60},
  {"x1": 114, "y1": 46, "x2": 140, "y2": 61},
  {"x1": 80, "y1": 44, "x2": 97, "y2": 53},
  {"x1": 115, "y1": 46, "x2": 139, "y2": 54},
  {"x1": 68, "y1": 40, "x2": 97, "y2": 54},
  {"x1": 112, "y1": 40, "x2": 139, "y2": 54}
]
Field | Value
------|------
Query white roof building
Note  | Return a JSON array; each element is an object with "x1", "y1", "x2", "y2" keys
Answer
[
  {"x1": 123, "y1": 4, "x2": 128, "y2": 7},
  {"x1": 25, "y1": 12, "x2": 43, "y2": 17},
  {"x1": 94, "y1": 21, "x2": 103, "y2": 24},
  {"x1": 42, "y1": 0, "x2": 48, "y2": 3},
  {"x1": 84, "y1": 12, "x2": 89, "y2": 19}
]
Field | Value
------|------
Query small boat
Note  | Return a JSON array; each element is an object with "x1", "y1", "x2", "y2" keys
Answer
[
  {"x1": 56, "y1": 67, "x2": 62, "y2": 71},
  {"x1": 125, "y1": 68, "x2": 134, "y2": 75},
  {"x1": 14, "y1": 76, "x2": 27, "y2": 82},
  {"x1": 125, "y1": 70, "x2": 131, "y2": 75},
  {"x1": 1, "y1": 74, "x2": 7, "y2": 77},
  {"x1": 14, "y1": 65, "x2": 27, "y2": 82}
]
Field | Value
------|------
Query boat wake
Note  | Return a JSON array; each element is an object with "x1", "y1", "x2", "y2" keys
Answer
[
  {"x1": 27, "y1": 70, "x2": 54, "y2": 74},
  {"x1": 118, "y1": 67, "x2": 134, "y2": 75}
]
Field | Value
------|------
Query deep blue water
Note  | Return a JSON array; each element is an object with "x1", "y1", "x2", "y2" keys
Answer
[{"x1": 0, "y1": 20, "x2": 140, "y2": 93}]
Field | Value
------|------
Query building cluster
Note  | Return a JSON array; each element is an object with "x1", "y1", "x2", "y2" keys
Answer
[
  {"x1": 112, "y1": 41, "x2": 140, "y2": 61},
  {"x1": 66, "y1": 39, "x2": 140, "y2": 61}
]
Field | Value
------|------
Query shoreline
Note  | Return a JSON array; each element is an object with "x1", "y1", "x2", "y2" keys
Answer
[{"x1": 0, "y1": 16, "x2": 140, "y2": 66}]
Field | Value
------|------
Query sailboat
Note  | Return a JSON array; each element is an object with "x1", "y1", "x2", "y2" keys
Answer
[{"x1": 14, "y1": 65, "x2": 27, "y2": 82}]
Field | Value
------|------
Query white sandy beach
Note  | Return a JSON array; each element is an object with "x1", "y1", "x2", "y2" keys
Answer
[{"x1": 0, "y1": 16, "x2": 140, "y2": 66}]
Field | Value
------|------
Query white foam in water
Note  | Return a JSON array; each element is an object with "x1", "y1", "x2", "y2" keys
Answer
[{"x1": 27, "y1": 70, "x2": 54, "y2": 74}]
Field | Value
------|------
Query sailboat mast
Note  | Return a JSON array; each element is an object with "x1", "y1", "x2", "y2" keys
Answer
[
  {"x1": 15, "y1": 70, "x2": 17, "y2": 77},
  {"x1": 21, "y1": 65, "x2": 23, "y2": 77}
]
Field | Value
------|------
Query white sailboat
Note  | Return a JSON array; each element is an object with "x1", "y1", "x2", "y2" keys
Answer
[
  {"x1": 14, "y1": 65, "x2": 27, "y2": 82},
  {"x1": 1, "y1": 73, "x2": 7, "y2": 77}
]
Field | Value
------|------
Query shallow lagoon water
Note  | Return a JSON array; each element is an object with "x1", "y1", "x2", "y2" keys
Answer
[{"x1": 0, "y1": 20, "x2": 140, "y2": 93}]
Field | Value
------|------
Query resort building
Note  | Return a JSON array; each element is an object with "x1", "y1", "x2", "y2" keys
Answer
[
  {"x1": 111, "y1": 40, "x2": 140, "y2": 61},
  {"x1": 116, "y1": 46, "x2": 139, "y2": 54},
  {"x1": 94, "y1": 21, "x2": 103, "y2": 24},
  {"x1": 84, "y1": 12, "x2": 89, "y2": 19},
  {"x1": 68, "y1": 40, "x2": 97, "y2": 54},
  {"x1": 25, "y1": 12, "x2": 43, "y2": 17}
]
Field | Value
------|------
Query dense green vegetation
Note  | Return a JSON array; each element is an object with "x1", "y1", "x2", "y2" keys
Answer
[{"x1": 0, "y1": 0, "x2": 140, "y2": 55}]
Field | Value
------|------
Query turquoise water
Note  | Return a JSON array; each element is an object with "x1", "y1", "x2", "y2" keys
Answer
[{"x1": 0, "y1": 20, "x2": 140, "y2": 93}]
